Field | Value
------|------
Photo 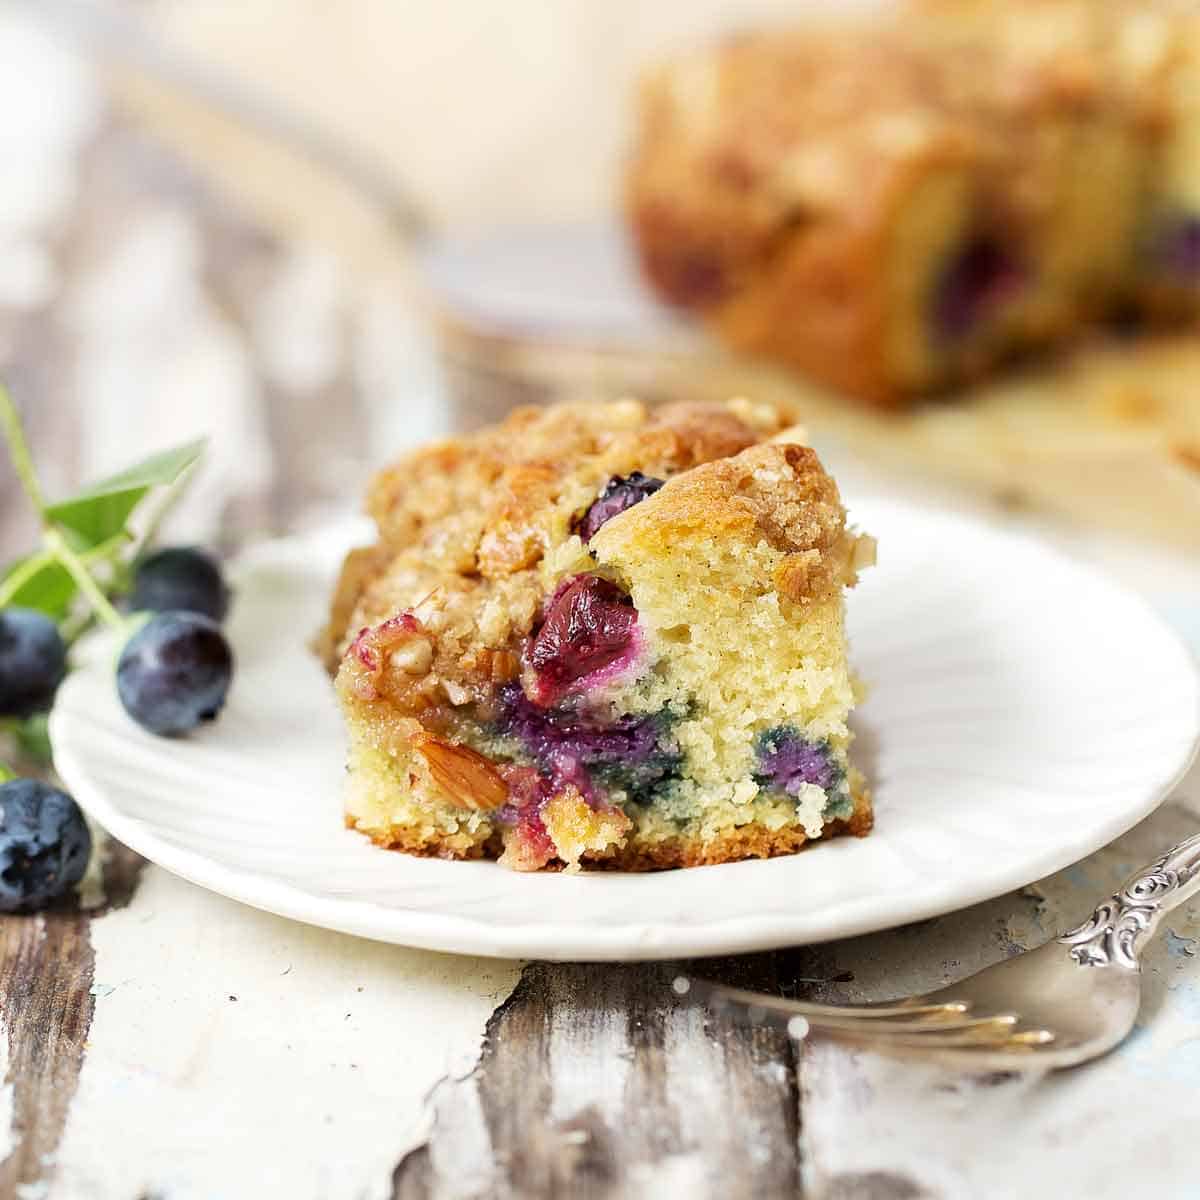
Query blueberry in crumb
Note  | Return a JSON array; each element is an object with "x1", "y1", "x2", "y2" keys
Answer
[
  {"x1": 575, "y1": 472, "x2": 664, "y2": 543},
  {"x1": 0, "y1": 607, "x2": 67, "y2": 719},
  {"x1": 0, "y1": 779, "x2": 91, "y2": 912},
  {"x1": 117, "y1": 611, "x2": 234, "y2": 736},
  {"x1": 497, "y1": 683, "x2": 682, "y2": 805},
  {"x1": 131, "y1": 547, "x2": 231, "y2": 623},
  {"x1": 525, "y1": 575, "x2": 637, "y2": 706},
  {"x1": 754, "y1": 725, "x2": 840, "y2": 795}
]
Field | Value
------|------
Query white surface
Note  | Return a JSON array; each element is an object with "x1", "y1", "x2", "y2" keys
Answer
[
  {"x1": 52, "y1": 865, "x2": 520, "y2": 1200},
  {"x1": 50, "y1": 501, "x2": 1200, "y2": 962}
]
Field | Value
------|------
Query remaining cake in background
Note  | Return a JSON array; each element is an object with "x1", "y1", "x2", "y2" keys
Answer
[
  {"x1": 625, "y1": 0, "x2": 1200, "y2": 406},
  {"x1": 321, "y1": 399, "x2": 873, "y2": 872}
]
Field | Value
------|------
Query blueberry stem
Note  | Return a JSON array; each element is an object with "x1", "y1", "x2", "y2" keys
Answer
[
  {"x1": 0, "y1": 532, "x2": 130, "y2": 613},
  {"x1": 0, "y1": 383, "x2": 46, "y2": 517},
  {"x1": 0, "y1": 382, "x2": 131, "y2": 634},
  {"x1": 0, "y1": 549, "x2": 55, "y2": 608},
  {"x1": 44, "y1": 528, "x2": 126, "y2": 634},
  {"x1": 135, "y1": 467, "x2": 196, "y2": 560}
]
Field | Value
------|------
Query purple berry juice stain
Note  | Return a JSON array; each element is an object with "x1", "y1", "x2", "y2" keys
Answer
[
  {"x1": 497, "y1": 684, "x2": 681, "y2": 807},
  {"x1": 754, "y1": 726, "x2": 840, "y2": 795}
]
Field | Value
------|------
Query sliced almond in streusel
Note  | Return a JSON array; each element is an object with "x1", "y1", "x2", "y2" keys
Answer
[{"x1": 411, "y1": 733, "x2": 508, "y2": 811}]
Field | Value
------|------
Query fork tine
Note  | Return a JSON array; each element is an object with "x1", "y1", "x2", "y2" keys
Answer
[
  {"x1": 1009, "y1": 1029, "x2": 1055, "y2": 1046},
  {"x1": 801, "y1": 1013, "x2": 1020, "y2": 1035},
  {"x1": 677, "y1": 977, "x2": 1051, "y2": 1045},
  {"x1": 676, "y1": 977, "x2": 970, "y2": 1023},
  {"x1": 825, "y1": 1026, "x2": 1055, "y2": 1051},
  {"x1": 675, "y1": 976, "x2": 1062, "y2": 1058}
]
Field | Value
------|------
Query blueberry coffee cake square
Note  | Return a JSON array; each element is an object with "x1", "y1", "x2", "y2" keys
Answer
[{"x1": 321, "y1": 399, "x2": 873, "y2": 871}]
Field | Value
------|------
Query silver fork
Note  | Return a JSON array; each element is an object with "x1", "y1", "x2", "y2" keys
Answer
[{"x1": 676, "y1": 831, "x2": 1200, "y2": 1071}]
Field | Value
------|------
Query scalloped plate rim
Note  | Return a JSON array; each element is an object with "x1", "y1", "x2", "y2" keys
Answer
[{"x1": 49, "y1": 502, "x2": 1200, "y2": 961}]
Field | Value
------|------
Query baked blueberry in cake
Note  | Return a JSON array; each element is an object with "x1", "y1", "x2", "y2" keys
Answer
[{"x1": 322, "y1": 399, "x2": 874, "y2": 871}]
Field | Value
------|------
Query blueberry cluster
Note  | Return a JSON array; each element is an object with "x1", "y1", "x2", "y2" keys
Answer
[
  {"x1": 0, "y1": 606, "x2": 88, "y2": 909},
  {"x1": 0, "y1": 547, "x2": 234, "y2": 911}
]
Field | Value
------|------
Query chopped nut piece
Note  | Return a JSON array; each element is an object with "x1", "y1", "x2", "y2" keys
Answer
[
  {"x1": 411, "y1": 734, "x2": 508, "y2": 811},
  {"x1": 390, "y1": 637, "x2": 433, "y2": 675}
]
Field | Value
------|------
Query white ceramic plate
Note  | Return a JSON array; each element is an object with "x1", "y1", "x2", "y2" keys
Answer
[{"x1": 51, "y1": 502, "x2": 1200, "y2": 961}]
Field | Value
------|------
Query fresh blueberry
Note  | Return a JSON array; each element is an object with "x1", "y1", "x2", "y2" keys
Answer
[
  {"x1": 0, "y1": 607, "x2": 67, "y2": 719},
  {"x1": 575, "y1": 473, "x2": 664, "y2": 543},
  {"x1": 130, "y1": 547, "x2": 230, "y2": 623},
  {"x1": 0, "y1": 778, "x2": 91, "y2": 912},
  {"x1": 525, "y1": 575, "x2": 638, "y2": 706},
  {"x1": 117, "y1": 611, "x2": 233, "y2": 736}
]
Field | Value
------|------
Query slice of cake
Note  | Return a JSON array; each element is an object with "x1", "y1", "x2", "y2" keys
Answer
[
  {"x1": 625, "y1": 0, "x2": 1199, "y2": 406},
  {"x1": 322, "y1": 399, "x2": 873, "y2": 871}
]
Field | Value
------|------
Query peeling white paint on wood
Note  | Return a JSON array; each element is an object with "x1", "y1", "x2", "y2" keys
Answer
[
  {"x1": 65, "y1": 208, "x2": 273, "y2": 543},
  {"x1": 0, "y1": 1011, "x2": 17, "y2": 1168},
  {"x1": 547, "y1": 1006, "x2": 631, "y2": 1126},
  {"x1": 52, "y1": 866, "x2": 520, "y2": 1200}
]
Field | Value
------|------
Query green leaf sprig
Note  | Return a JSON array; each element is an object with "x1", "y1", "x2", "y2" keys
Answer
[{"x1": 0, "y1": 382, "x2": 206, "y2": 765}]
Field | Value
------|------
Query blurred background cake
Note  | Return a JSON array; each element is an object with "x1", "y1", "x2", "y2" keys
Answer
[{"x1": 627, "y1": 0, "x2": 1200, "y2": 405}]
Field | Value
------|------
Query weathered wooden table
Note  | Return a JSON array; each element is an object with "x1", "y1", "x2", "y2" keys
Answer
[{"x1": 2, "y1": 11, "x2": 1199, "y2": 1198}]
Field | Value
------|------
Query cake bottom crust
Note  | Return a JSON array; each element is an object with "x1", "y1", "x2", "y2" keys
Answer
[{"x1": 346, "y1": 789, "x2": 873, "y2": 872}]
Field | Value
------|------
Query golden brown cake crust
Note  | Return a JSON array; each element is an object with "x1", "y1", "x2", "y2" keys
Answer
[
  {"x1": 591, "y1": 442, "x2": 857, "y2": 605},
  {"x1": 347, "y1": 787, "x2": 873, "y2": 870},
  {"x1": 321, "y1": 398, "x2": 783, "y2": 676},
  {"x1": 596, "y1": 794, "x2": 874, "y2": 871}
]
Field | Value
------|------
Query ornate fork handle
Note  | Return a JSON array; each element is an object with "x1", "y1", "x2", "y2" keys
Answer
[{"x1": 1058, "y1": 831, "x2": 1200, "y2": 969}]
